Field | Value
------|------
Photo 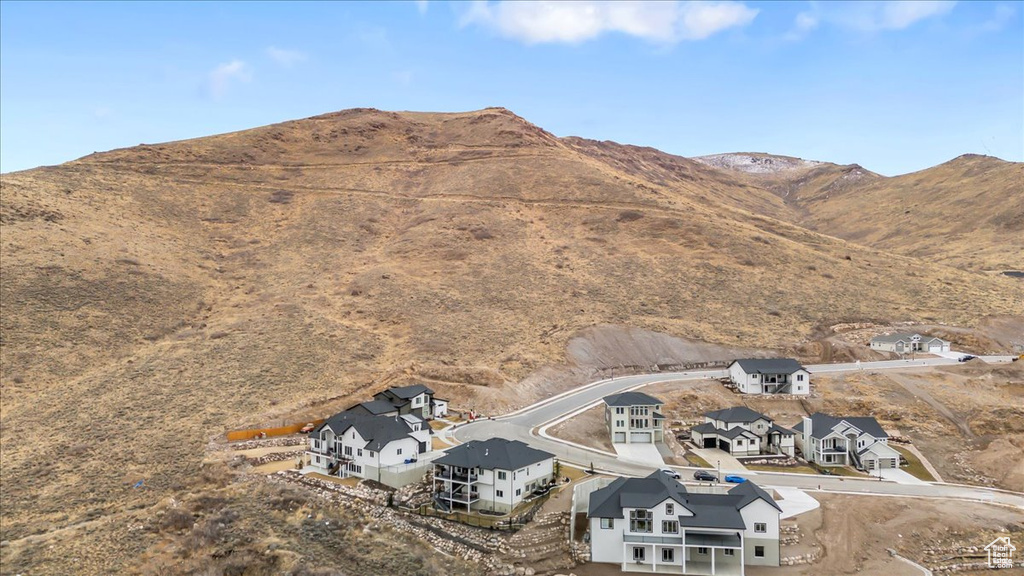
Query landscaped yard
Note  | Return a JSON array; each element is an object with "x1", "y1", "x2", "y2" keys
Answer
[
  {"x1": 892, "y1": 445, "x2": 937, "y2": 482},
  {"x1": 684, "y1": 451, "x2": 712, "y2": 468}
]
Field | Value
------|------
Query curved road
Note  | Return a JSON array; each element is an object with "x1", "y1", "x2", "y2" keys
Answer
[{"x1": 452, "y1": 358, "x2": 1024, "y2": 510}]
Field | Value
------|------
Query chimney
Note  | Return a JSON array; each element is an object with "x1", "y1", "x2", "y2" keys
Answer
[{"x1": 802, "y1": 416, "x2": 813, "y2": 451}]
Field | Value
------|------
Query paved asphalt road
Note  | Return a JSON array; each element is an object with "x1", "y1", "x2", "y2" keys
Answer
[{"x1": 452, "y1": 358, "x2": 1024, "y2": 510}]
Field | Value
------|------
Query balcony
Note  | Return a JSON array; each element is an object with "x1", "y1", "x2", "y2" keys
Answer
[
  {"x1": 436, "y1": 490, "x2": 480, "y2": 504},
  {"x1": 435, "y1": 468, "x2": 479, "y2": 483},
  {"x1": 623, "y1": 534, "x2": 683, "y2": 545}
]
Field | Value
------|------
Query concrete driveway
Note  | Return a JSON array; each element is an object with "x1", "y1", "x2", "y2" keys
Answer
[
  {"x1": 689, "y1": 447, "x2": 747, "y2": 473},
  {"x1": 871, "y1": 468, "x2": 930, "y2": 485},
  {"x1": 612, "y1": 442, "x2": 665, "y2": 466},
  {"x1": 773, "y1": 487, "x2": 820, "y2": 519}
]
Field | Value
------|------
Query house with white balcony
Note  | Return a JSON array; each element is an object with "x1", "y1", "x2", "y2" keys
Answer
[
  {"x1": 347, "y1": 384, "x2": 448, "y2": 420},
  {"x1": 432, "y1": 438, "x2": 555, "y2": 514},
  {"x1": 727, "y1": 359, "x2": 810, "y2": 395},
  {"x1": 793, "y1": 413, "x2": 900, "y2": 471},
  {"x1": 604, "y1": 391, "x2": 666, "y2": 444},
  {"x1": 306, "y1": 411, "x2": 434, "y2": 487},
  {"x1": 690, "y1": 407, "x2": 796, "y2": 457},
  {"x1": 588, "y1": 471, "x2": 781, "y2": 574}
]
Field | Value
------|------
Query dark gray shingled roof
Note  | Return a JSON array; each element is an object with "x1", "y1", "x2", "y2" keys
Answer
[
  {"x1": 691, "y1": 422, "x2": 719, "y2": 435},
  {"x1": 705, "y1": 406, "x2": 770, "y2": 424},
  {"x1": 379, "y1": 384, "x2": 434, "y2": 400},
  {"x1": 718, "y1": 427, "x2": 759, "y2": 440},
  {"x1": 312, "y1": 411, "x2": 423, "y2": 451},
  {"x1": 767, "y1": 424, "x2": 795, "y2": 436},
  {"x1": 731, "y1": 358, "x2": 805, "y2": 375},
  {"x1": 728, "y1": 479, "x2": 783, "y2": 512},
  {"x1": 347, "y1": 400, "x2": 400, "y2": 416},
  {"x1": 588, "y1": 472, "x2": 780, "y2": 525},
  {"x1": 793, "y1": 413, "x2": 888, "y2": 440},
  {"x1": 871, "y1": 332, "x2": 946, "y2": 344},
  {"x1": 603, "y1": 391, "x2": 664, "y2": 407},
  {"x1": 434, "y1": 438, "x2": 554, "y2": 472}
]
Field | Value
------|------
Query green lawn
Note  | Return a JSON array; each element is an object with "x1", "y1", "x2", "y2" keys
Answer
[
  {"x1": 892, "y1": 445, "x2": 937, "y2": 482},
  {"x1": 685, "y1": 452, "x2": 712, "y2": 468}
]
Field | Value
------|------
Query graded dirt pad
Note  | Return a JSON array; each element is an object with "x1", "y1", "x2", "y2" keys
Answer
[
  {"x1": 3, "y1": 108, "x2": 1023, "y2": 574},
  {"x1": 547, "y1": 404, "x2": 616, "y2": 454}
]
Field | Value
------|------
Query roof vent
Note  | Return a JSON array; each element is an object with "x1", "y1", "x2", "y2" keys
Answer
[{"x1": 484, "y1": 449, "x2": 489, "y2": 456}]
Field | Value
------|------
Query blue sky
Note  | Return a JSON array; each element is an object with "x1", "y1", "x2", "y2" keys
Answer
[{"x1": 1, "y1": 1, "x2": 1021, "y2": 175}]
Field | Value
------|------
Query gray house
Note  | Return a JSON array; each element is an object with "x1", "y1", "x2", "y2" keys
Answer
[
  {"x1": 691, "y1": 407, "x2": 796, "y2": 457},
  {"x1": 793, "y1": 412, "x2": 900, "y2": 471},
  {"x1": 603, "y1": 391, "x2": 666, "y2": 444},
  {"x1": 345, "y1": 384, "x2": 449, "y2": 420},
  {"x1": 870, "y1": 333, "x2": 950, "y2": 354},
  {"x1": 588, "y1": 471, "x2": 782, "y2": 573},
  {"x1": 727, "y1": 359, "x2": 811, "y2": 395}
]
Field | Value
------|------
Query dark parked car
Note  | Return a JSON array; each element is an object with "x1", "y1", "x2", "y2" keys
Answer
[
  {"x1": 958, "y1": 355, "x2": 976, "y2": 362},
  {"x1": 693, "y1": 470, "x2": 718, "y2": 482}
]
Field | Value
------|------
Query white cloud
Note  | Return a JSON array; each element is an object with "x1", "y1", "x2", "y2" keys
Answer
[
  {"x1": 459, "y1": 1, "x2": 758, "y2": 45},
  {"x1": 206, "y1": 60, "x2": 252, "y2": 100},
  {"x1": 784, "y1": 10, "x2": 819, "y2": 41},
  {"x1": 824, "y1": 1, "x2": 956, "y2": 32},
  {"x1": 266, "y1": 46, "x2": 307, "y2": 67},
  {"x1": 414, "y1": 0, "x2": 428, "y2": 15}
]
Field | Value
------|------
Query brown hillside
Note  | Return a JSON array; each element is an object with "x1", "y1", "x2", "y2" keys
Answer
[
  {"x1": 697, "y1": 152, "x2": 1024, "y2": 271},
  {"x1": 1, "y1": 108, "x2": 1022, "y2": 573}
]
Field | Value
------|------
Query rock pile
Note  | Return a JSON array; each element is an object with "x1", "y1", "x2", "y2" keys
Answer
[
  {"x1": 230, "y1": 436, "x2": 306, "y2": 451},
  {"x1": 781, "y1": 551, "x2": 820, "y2": 565}
]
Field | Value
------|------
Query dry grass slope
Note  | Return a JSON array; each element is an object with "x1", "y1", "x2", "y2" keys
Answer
[{"x1": 2, "y1": 107, "x2": 1022, "y2": 574}]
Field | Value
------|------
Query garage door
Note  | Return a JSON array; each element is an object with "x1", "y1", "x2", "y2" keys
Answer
[
  {"x1": 929, "y1": 344, "x2": 943, "y2": 353},
  {"x1": 718, "y1": 439, "x2": 730, "y2": 451},
  {"x1": 631, "y1": 432, "x2": 652, "y2": 443},
  {"x1": 703, "y1": 437, "x2": 717, "y2": 449},
  {"x1": 879, "y1": 458, "x2": 897, "y2": 469},
  {"x1": 614, "y1": 432, "x2": 626, "y2": 443}
]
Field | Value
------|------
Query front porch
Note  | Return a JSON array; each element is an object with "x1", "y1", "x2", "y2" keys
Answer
[{"x1": 621, "y1": 531, "x2": 744, "y2": 575}]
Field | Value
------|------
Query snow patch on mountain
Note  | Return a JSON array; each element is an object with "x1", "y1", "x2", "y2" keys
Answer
[{"x1": 694, "y1": 153, "x2": 824, "y2": 174}]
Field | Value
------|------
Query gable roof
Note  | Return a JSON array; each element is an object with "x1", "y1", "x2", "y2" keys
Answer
[
  {"x1": 434, "y1": 438, "x2": 553, "y2": 472},
  {"x1": 603, "y1": 391, "x2": 664, "y2": 407},
  {"x1": 793, "y1": 413, "x2": 888, "y2": 440},
  {"x1": 313, "y1": 411, "x2": 423, "y2": 451},
  {"x1": 705, "y1": 406, "x2": 770, "y2": 424},
  {"x1": 588, "y1": 472, "x2": 779, "y2": 526},
  {"x1": 871, "y1": 332, "x2": 948, "y2": 344},
  {"x1": 379, "y1": 384, "x2": 434, "y2": 400},
  {"x1": 767, "y1": 424, "x2": 795, "y2": 436},
  {"x1": 728, "y1": 480, "x2": 783, "y2": 512},
  {"x1": 347, "y1": 400, "x2": 400, "y2": 416},
  {"x1": 731, "y1": 358, "x2": 805, "y2": 375}
]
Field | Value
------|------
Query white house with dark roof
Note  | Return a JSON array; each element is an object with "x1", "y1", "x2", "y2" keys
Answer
[
  {"x1": 347, "y1": 384, "x2": 448, "y2": 420},
  {"x1": 306, "y1": 411, "x2": 434, "y2": 486},
  {"x1": 433, "y1": 438, "x2": 555, "y2": 514},
  {"x1": 793, "y1": 412, "x2": 900, "y2": 471},
  {"x1": 728, "y1": 359, "x2": 810, "y2": 395},
  {"x1": 604, "y1": 391, "x2": 666, "y2": 444},
  {"x1": 588, "y1": 471, "x2": 781, "y2": 574},
  {"x1": 870, "y1": 333, "x2": 950, "y2": 354},
  {"x1": 691, "y1": 407, "x2": 795, "y2": 457}
]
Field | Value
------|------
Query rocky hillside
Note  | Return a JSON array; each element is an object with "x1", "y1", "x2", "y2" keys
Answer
[{"x1": 1, "y1": 107, "x2": 1021, "y2": 574}]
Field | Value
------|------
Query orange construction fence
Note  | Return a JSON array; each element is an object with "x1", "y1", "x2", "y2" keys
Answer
[{"x1": 226, "y1": 418, "x2": 325, "y2": 442}]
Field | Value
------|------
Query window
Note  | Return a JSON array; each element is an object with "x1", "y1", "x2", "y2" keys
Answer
[
  {"x1": 616, "y1": 407, "x2": 625, "y2": 415},
  {"x1": 369, "y1": 451, "x2": 375, "y2": 457},
  {"x1": 697, "y1": 547, "x2": 708, "y2": 555},
  {"x1": 629, "y1": 509, "x2": 653, "y2": 533},
  {"x1": 348, "y1": 464, "x2": 362, "y2": 474},
  {"x1": 397, "y1": 448, "x2": 403, "y2": 455},
  {"x1": 496, "y1": 490, "x2": 504, "y2": 498},
  {"x1": 797, "y1": 374, "x2": 805, "y2": 381},
  {"x1": 755, "y1": 546, "x2": 765, "y2": 558},
  {"x1": 344, "y1": 446, "x2": 353, "y2": 456},
  {"x1": 737, "y1": 439, "x2": 743, "y2": 446},
  {"x1": 725, "y1": 549, "x2": 735, "y2": 556},
  {"x1": 632, "y1": 547, "x2": 645, "y2": 562},
  {"x1": 662, "y1": 520, "x2": 678, "y2": 534},
  {"x1": 498, "y1": 471, "x2": 507, "y2": 480},
  {"x1": 754, "y1": 522, "x2": 767, "y2": 533},
  {"x1": 662, "y1": 548, "x2": 674, "y2": 562},
  {"x1": 600, "y1": 518, "x2": 613, "y2": 529},
  {"x1": 351, "y1": 431, "x2": 356, "y2": 439},
  {"x1": 515, "y1": 488, "x2": 522, "y2": 497},
  {"x1": 665, "y1": 503, "x2": 674, "y2": 515},
  {"x1": 357, "y1": 449, "x2": 363, "y2": 457}
]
